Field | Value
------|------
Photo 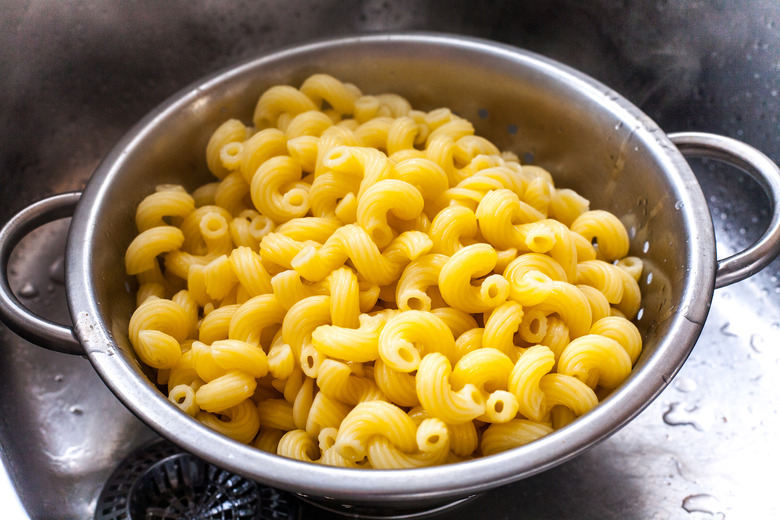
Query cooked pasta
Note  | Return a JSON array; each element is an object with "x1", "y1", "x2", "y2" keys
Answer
[{"x1": 125, "y1": 73, "x2": 645, "y2": 469}]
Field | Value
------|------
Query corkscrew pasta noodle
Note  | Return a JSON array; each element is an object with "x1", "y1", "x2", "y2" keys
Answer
[{"x1": 125, "y1": 73, "x2": 645, "y2": 469}]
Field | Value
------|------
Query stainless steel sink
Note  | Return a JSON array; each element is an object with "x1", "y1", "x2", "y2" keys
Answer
[{"x1": 2, "y1": 1, "x2": 779, "y2": 518}]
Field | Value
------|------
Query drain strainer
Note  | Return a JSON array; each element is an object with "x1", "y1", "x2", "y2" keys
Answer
[{"x1": 95, "y1": 440, "x2": 299, "y2": 520}]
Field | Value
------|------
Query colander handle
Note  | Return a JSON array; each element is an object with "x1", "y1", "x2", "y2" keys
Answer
[
  {"x1": 669, "y1": 132, "x2": 780, "y2": 288},
  {"x1": 0, "y1": 192, "x2": 84, "y2": 355}
]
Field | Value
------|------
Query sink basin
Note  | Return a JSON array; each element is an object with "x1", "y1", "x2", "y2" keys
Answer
[{"x1": 2, "y1": 1, "x2": 779, "y2": 518}]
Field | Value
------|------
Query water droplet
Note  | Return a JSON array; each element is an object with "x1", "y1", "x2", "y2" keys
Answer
[
  {"x1": 682, "y1": 494, "x2": 722, "y2": 516},
  {"x1": 477, "y1": 108, "x2": 489, "y2": 119},
  {"x1": 750, "y1": 334, "x2": 765, "y2": 353},
  {"x1": 674, "y1": 200, "x2": 684, "y2": 210},
  {"x1": 646, "y1": 272, "x2": 653, "y2": 285},
  {"x1": 663, "y1": 402, "x2": 705, "y2": 430},
  {"x1": 48, "y1": 256, "x2": 65, "y2": 284},
  {"x1": 19, "y1": 282, "x2": 38, "y2": 298},
  {"x1": 614, "y1": 121, "x2": 623, "y2": 130},
  {"x1": 674, "y1": 377, "x2": 697, "y2": 393},
  {"x1": 642, "y1": 241, "x2": 650, "y2": 253},
  {"x1": 68, "y1": 406, "x2": 84, "y2": 416},
  {"x1": 719, "y1": 322, "x2": 738, "y2": 337},
  {"x1": 54, "y1": 374, "x2": 64, "y2": 383}
]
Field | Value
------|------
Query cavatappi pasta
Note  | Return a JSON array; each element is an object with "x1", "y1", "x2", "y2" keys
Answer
[{"x1": 125, "y1": 73, "x2": 645, "y2": 469}]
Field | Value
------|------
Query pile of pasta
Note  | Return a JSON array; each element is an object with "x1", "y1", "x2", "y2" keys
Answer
[{"x1": 125, "y1": 73, "x2": 643, "y2": 469}]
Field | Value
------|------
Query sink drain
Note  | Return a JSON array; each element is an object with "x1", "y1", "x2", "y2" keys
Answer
[{"x1": 95, "y1": 440, "x2": 299, "y2": 520}]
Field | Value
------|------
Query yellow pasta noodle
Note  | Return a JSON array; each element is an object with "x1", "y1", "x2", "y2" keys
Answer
[
  {"x1": 481, "y1": 419, "x2": 554, "y2": 456},
  {"x1": 125, "y1": 226, "x2": 185, "y2": 275},
  {"x1": 228, "y1": 294, "x2": 286, "y2": 347},
  {"x1": 356, "y1": 179, "x2": 424, "y2": 248},
  {"x1": 210, "y1": 339, "x2": 269, "y2": 378},
  {"x1": 168, "y1": 348, "x2": 201, "y2": 389},
  {"x1": 454, "y1": 327, "x2": 486, "y2": 359},
  {"x1": 428, "y1": 205, "x2": 478, "y2": 255},
  {"x1": 325, "y1": 266, "x2": 361, "y2": 328},
  {"x1": 128, "y1": 297, "x2": 190, "y2": 368},
  {"x1": 250, "y1": 155, "x2": 311, "y2": 223},
  {"x1": 168, "y1": 384, "x2": 200, "y2": 417},
  {"x1": 316, "y1": 359, "x2": 385, "y2": 405},
  {"x1": 576, "y1": 259, "x2": 625, "y2": 304},
  {"x1": 284, "y1": 110, "x2": 335, "y2": 139},
  {"x1": 311, "y1": 311, "x2": 386, "y2": 363},
  {"x1": 190, "y1": 341, "x2": 227, "y2": 382},
  {"x1": 299, "y1": 73, "x2": 361, "y2": 116},
  {"x1": 476, "y1": 188, "x2": 545, "y2": 251},
  {"x1": 538, "y1": 373, "x2": 599, "y2": 418},
  {"x1": 305, "y1": 391, "x2": 352, "y2": 437},
  {"x1": 333, "y1": 400, "x2": 418, "y2": 463},
  {"x1": 557, "y1": 334, "x2": 633, "y2": 389},
  {"x1": 135, "y1": 186, "x2": 195, "y2": 232},
  {"x1": 366, "y1": 418, "x2": 450, "y2": 469},
  {"x1": 378, "y1": 310, "x2": 457, "y2": 372},
  {"x1": 438, "y1": 243, "x2": 509, "y2": 313},
  {"x1": 195, "y1": 370, "x2": 258, "y2": 413},
  {"x1": 291, "y1": 224, "x2": 432, "y2": 286},
  {"x1": 451, "y1": 348, "x2": 514, "y2": 396},
  {"x1": 276, "y1": 429, "x2": 319, "y2": 462},
  {"x1": 206, "y1": 119, "x2": 249, "y2": 180},
  {"x1": 373, "y1": 359, "x2": 419, "y2": 408},
  {"x1": 509, "y1": 345, "x2": 555, "y2": 421},
  {"x1": 197, "y1": 304, "x2": 238, "y2": 344},
  {"x1": 416, "y1": 352, "x2": 485, "y2": 424},
  {"x1": 257, "y1": 398, "x2": 298, "y2": 431},
  {"x1": 570, "y1": 209, "x2": 630, "y2": 262},
  {"x1": 196, "y1": 399, "x2": 260, "y2": 444},
  {"x1": 396, "y1": 254, "x2": 448, "y2": 312},
  {"x1": 214, "y1": 172, "x2": 251, "y2": 216},
  {"x1": 482, "y1": 301, "x2": 524, "y2": 357}
]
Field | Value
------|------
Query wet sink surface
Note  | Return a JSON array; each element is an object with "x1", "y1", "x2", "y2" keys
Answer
[{"x1": 2, "y1": 1, "x2": 780, "y2": 518}]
